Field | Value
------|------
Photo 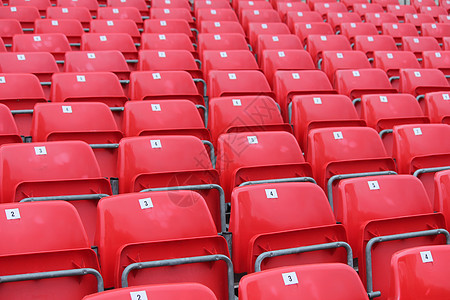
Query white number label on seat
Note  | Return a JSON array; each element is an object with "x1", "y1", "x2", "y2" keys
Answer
[
  {"x1": 387, "y1": 53, "x2": 393, "y2": 59},
  {"x1": 34, "y1": 146, "x2": 47, "y2": 155},
  {"x1": 420, "y1": 251, "x2": 433, "y2": 263},
  {"x1": 232, "y1": 99, "x2": 242, "y2": 106},
  {"x1": 139, "y1": 198, "x2": 153, "y2": 210},
  {"x1": 214, "y1": 35, "x2": 221, "y2": 40},
  {"x1": 380, "y1": 96, "x2": 388, "y2": 102},
  {"x1": 77, "y1": 75, "x2": 86, "y2": 82},
  {"x1": 130, "y1": 291, "x2": 148, "y2": 300},
  {"x1": 107, "y1": 20, "x2": 114, "y2": 26},
  {"x1": 368, "y1": 181, "x2": 380, "y2": 190},
  {"x1": 10, "y1": 6, "x2": 17, "y2": 11},
  {"x1": 160, "y1": 20, "x2": 167, "y2": 26},
  {"x1": 352, "y1": 70, "x2": 360, "y2": 77},
  {"x1": 228, "y1": 73, "x2": 236, "y2": 80},
  {"x1": 158, "y1": 51, "x2": 166, "y2": 58},
  {"x1": 442, "y1": 94, "x2": 450, "y2": 100},
  {"x1": 435, "y1": 52, "x2": 442, "y2": 58},
  {"x1": 333, "y1": 131, "x2": 343, "y2": 140},
  {"x1": 282, "y1": 272, "x2": 299, "y2": 285},
  {"x1": 152, "y1": 73, "x2": 161, "y2": 80},
  {"x1": 62, "y1": 106, "x2": 72, "y2": 113},
  {"x1": 151, "y1": 104, "x2": 161, "y2": 111},
  {"x1": 247, "y1": 136, "x2": 258, "y2": 144},
  {"x1": 100, "y1": 35, "x2": 107, "y2": 41},
  {"x1": 159, "y1": 34, "x2": 166, "y2": 40},
  {"x1": 272, "y1": 36, "x2": 279, "y2": 42},
  {"x1": 292, "y1": 73, "x2": 300, "y2": 79},
  {"x1": 0, "y1": 77, "x2": 5, "y2": 84},
  {"x1": 150, "y1": 139, "x2": 162, "y2": 148},
  {"x1": 313, "y1": 97, "x2": 322, "y2": 104},
  {"x1": 33, "y1": 36, "x2": 41, "y2": 42},
  {"x1": 261, "y1": 24, "x2": 267, "y2": 29},
  {"x1": 220, "y1": 52, "x2": 227, "y2": 58},
  {"x1": 87, "y1": 53, "x2": 96, "y2": 59},
  {"x1": 52, "y1": 20, "x2": 59, "y2": 26},
  {"x1": 265, "y1": 189, "x2": 278, "y2": 199},
  {"x1": 17, "y1": 54, "x2": 25, "y2": 61},
  {"x1": 113, "y1": 8, "x2": 119, "y2": 13},
  {"x1": 336, "y1": 53, "x2": 343, "y2": 59},
  {"x1": 278, "y1": 51, "x2": 285, "y2": 57},
  {"x1": 413, "y1": 128, "x2": 422, "y2": 136},
  {"x1": 414, "y1": 71, "x2": 421, "y2": 77},
  {"x1": 5, "y1": 208, "x2": 20, "y2": 220}
]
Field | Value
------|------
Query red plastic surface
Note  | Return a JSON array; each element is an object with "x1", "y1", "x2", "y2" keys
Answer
[
  {"x1": 35, "y1": 19, "x2": 84, "y2": 45},
  {"x1": 399, "y1": 68, "x2": 450, "y2": 98},
  {"x1": 97, "y1": 7, "x2": 143, "y2": 28},
  {"x1": 423, "y1": 91, "x2": 450, "y2": 124},
  {"x1": 13, "y1": 33, "x2": 71, "y2": 61},
  {"x1": 90, "y1": 19, "x2": 140, "y2": 43},
  {"x1": 354, "y1": 35, "x2": 398, "y2": 59},
  {"x1": 322, "y1": 50, "x2": 371, "y2": 84},
  {"x1": 306, "y1": 34, "x2": 352, "y2": 66},
  {"x1": 46, "y1": 7, "x2": 92, "y2": 28},
  {"x1": 81, "y1": 33, "x2": 137, "y2": 60},
  {"x1": 202, "y1": 50, "x2": 258, "y2": 79}
]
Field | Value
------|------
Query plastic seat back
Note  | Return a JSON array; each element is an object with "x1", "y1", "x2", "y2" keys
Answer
[
  {"x1": 46, "y1": 7, "x2": 92, "y2": 29},
  {"x1": 256, "y1": 34, "x2": 303, "y2": 64},
  {"x1": 364, "y1": 12, "x2": 399, "y2": 31},
  {"x1": 382, "y1": 23, "x2": 419, "y2": 45},
  {"x1": 423, "y1": 91, "x2": 450, "y2": 124},
  {"x1": 31, "y1": 102, "x2": 123, "y2": 177},
  {"x1": 96, "y1": 190, "x2": 229, "y2": 297},
  {"x1": 239, "y1": 264, "x2": 369, "y2": 300},
  {"x1": 354, "y1": 3, "x2": 384, "y2": 18},
  {"x1": 286, "y1": 11, "x2": 322, "y2": 32},
  {"x1": 0, "y1": 6, "x2": 40, "y2": 30},
  {"x1": 97, "y1": 7, "x2": 143, "y2": 28},
  {"x1": 149, "y1": 8, "x2": 194, "y2": 25},
  {"x1": 402, "y1": 36, "x2": 441, "y2": 60},
  {"x1": 422, "y1": 51, "x2": 450, "y2": 79},
  {"x1": 291, "y1": 94, "x2": 364, "y2": 151},
  {"x1": 9, "y1": 0, "x2": 51, "y2": 17},
  {"x1": 248, "y1": 22, "x2": 290, "y2": 51},
  {"x1": 354, "y1": 35, "x2": 398, "y2": 60},
  {"x1": 216, "y1": 131, "x2": 312, "y2": 201},
  {"x1": 404, "y1": 13, "x2": 435, "y2": 29},
  {"x1": 399, "y1": 69, "x2": 450, "y2": 100},
  {"x1": 387, "y1": 4, "x2": 417, "y2": 22},
  {"x1": 0, "y1": 103, "x2": 22, "y2": 145},
  {"x1": 314, "y1": 2, "x2": 347, "y2": 19},
  {"x1": 13, "y1": 33, "x2": 71, "y2": 61},
  {"x1": 35, "y1": 19, "x2": 84, "y2": 46},
  {"x1": 421, "y1": 23, "x2": 450, "y2": 44},
  {"x1": 144, "y1": 19, "x2": 193, "y2": 39},
  {"x1": 129, "y1": 70, "x2": 203, "y2": 105},
  {"x1": 327, "y1": 12, "x2": 362, "y2": 33},
  {"x1": 107, "y1": 0, "x2": 148, "y2": 16},
  {"x1": 208, "y1": 95, "x2": 290, "y2": 146},
  {"x1": 0, "y1": 19, "x2": 22, "y2": 47},
  {"x1": 336, "y1": 175, "x2": 445, "y2": 299},
  {"x1": 389, "y1": 245, "x2": 450, "y2": 299},
  {"x1": 294, "y1": 22, "x2": 333, "y2": 46},
  {"x1": 141, "y1": 33, "x2": 195, "y2": 56},
  {"x1": 340, "y1": 22, "x2": 378, "y2": 44},
  {"x1": 90, "y1": 19, "x2": 140, "y2": 44},
  {"x1": 322, "y1": 50, "x2": 371, "y2": 85},
  {"x1": 306, "y1": 34, "x2": 352, "y2": 68},
  {"x1": 240, "y1": 9, "x2": 282, "y2": 35},
  {"x1": 197, "y1": 33, "x2": 249, "y2": 60},
  {"x1": 230, "y1": 182, "x2": 348, "y2": 273},
  {"x1": 0, "y1": 201, "x2": 101, "y2": 299},
  {"x1": 202, "y1": 50, "x2": 258, "y2": 80},
  {"x1": 199, "y1": 20, "x2": 245, "y2": 35},
  {"x1": 123, "y1": 99, "x2": 209, "y2": 140},
  {"x1": 306, "y1": 127, "x2": 395, "y2": 190}
]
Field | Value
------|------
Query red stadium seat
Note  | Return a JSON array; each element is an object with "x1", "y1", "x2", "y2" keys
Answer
[
  {"x1": 382, "y1": 22, "x2": 419, "y2": 46},
  {"x1": 354, "y1": 35, "x2": 398, "y2": 62},
  {"x1": 0, "y1": 103, "x2": 22, "y2": 145},
  {"x1": 81, "y1": 33, "x2": 138, "y2": 62},
  {"x1": 35, "y1": 19, "x2": 84, "y2": 49},
  {"x1": 144, "y1": 19, "x2": 194, "y2": 41},
  {"x1": 326, "y1": 12, "x2": 362, "y2": 34},
  {"x1": 247, "y1": 22, "x2": 290, "y2": 52},
  {"x1": 0, "y1": 6, "x2": 40, "y2": 31},
  {"x1": 398, "y1": 69, "x2": 450, "y2": 103},
  {"x1": 202, "y1": 50, "x2": 258, "y2": 80},
  {"x1": 12, "y1": 33, "x2": 71, "y2": 63},
  {"x1": 286, "y1": 11, "x2": 322, "y2": 32},
  {"x1": 293, "y1": 22, "x2": 334, "y2": 46},
  {"x1": 10, "y1": 0, "x2": 51, "y2": 17},
  {"x1": 97, "y1": 7, "x2": 143, "y2": 29},
  {"x1": 421, "y1": 23, "x2": 450, "y2": 45},
  {"x1": 90, "y1": 19, "x2": 140, "y2": 44},
  {"x1": 340, "y1": 22, "x2": 378, "y2": 45},
  {"x1": 306, "y1": 34, "x2": 352, "y2": 68},
  {"x1": 107, "y1": 0, "x2": 148, "y2": 16},
  {"x1": 46, "y1": 6, "x2": 92, "y2": 29},
  {"x1": 364, "y1": 12, "x2": 399, "y2": 32},
  {"x1": 402, "y1": 36, "x2": 441, "y2": 61},
  {"x1": 149, "y1": 8, "x2": 194, "y2": 26},
  {"x1": 256, "y1": 34, "x2": 303, "y2": 64},
  {"x1": 57, "y1": 0, "x2": 98, "y2": 16},
  {"x1": 199, "y1": 20, "x2": 245, "y2": 35},
  {"x1": 240, "y1": 9, "x2": 282, "y2": 35},
  {"x1": 0, "y1": 19, "x2": 22, "y2": 47},
  {"x1": 353, "y1": 3, "x2": 384, "y2": 18},
  {"x1": 404, "y1": 13, "x2": 435, "y2": 30},
  {"x1": 321, "y1": 50, "x2": 371, "y2": 85},
  {"x1": 387, "y1": 4, "x2": 417, "y2": 22},
  {"x1": 423, "y1": 91, "x2": 450, "y2": 124}
]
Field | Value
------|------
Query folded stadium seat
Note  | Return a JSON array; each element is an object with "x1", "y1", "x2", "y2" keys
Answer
[
  {"x1": 412, "y1": 0, "x2": 437, "y2": 10},
  {"x1": 237, "y1": 1, "x2": 273, "y2": 21},
  {"x1": 144, "y1": 19, "x2": 195, "y2": 43},
  {"x1": 239, "y1": 264, "x2": 368, "y2": 300},
  {"x1": 83, "y1": 283, "x2": 217, "y2": 300},
  {"x1": 141, "y1": 33, "x2": 197, "y2": 59},
  {"x1": 261, "y1": 49, "x2": 315, "y2": 87},
  {"x1": 307, "y1": 0, "x2": 336, "y2": 10},
  {"x1": 354, "y1": 35, "x2": 398, "y2": 64},
  {"x1": 194, "y1": 0, "x2": 231, "y2": 19},
  {"x1": 30, "y1": 102, "x2": 123, "y2": 178},
  {"x1": 398, "y1": 69, "x2": 450, "y2": 106},
  {"x1": 421, "y1": 23, "x2": 450, "y2": 46},
  {"x1": 313, "y1": 2, "x2": 347, "y2": 20},
  {"x1": 10, "y1": 0, "x2": 51, "y2": 18},
  {"x1": 208, "y1": 95, "x2": 290, "y2": 147},
  {"x1": 116, "y1": 136, "x2": 223, "y2": 231},
  {"x1": 373, "y1": 50, "x2": 421, "y2": 90},
  {"x1": 207, "y1": 70, "x2": 273, "y2": 100},
  {"x1": 334, "y1": 175, "x2": 447, "y2": 299},
  {"x1": 422, "y1": 51, "x2": 450, "y2": 83},
  {"x1": 387, "y1": 4, "x2": 417, "y2": 22},
  {"x1": 149, "y1": 8, "x2": 194, "y2": 27},
  {"x1": 97, "y1": 7, "x2": 143, "y2": 29},
  {"x1": 364, "y1": 12, "x2": 399, "y2": 32},
  {"x1": 0, "y1": 19, "x2": 22, "y2": 48},
  {"x1": 95, "y1": 191, "x2": 231, "y2": 298},
  {"x1": 202, "y1": 50, "x2": 258, "y2": 81},
  {"x1": 123, "y1": 99, "x2": 209, "y2": 140},
  {"x1": 321, "y1": 50, "x2": 371, "y2": 86},
  {"x1": 151, "y1": 0, "x2": 191, "y2": 10},
  {"x1": 285, "y1": 11, "x2": 323, "y2": 32},
  {"x1": 107, "y1": 0, "x2": 149, "y2": 17},
  {"x1": 0, "y1": 103, "x2": 22, "y2": 145},
  {"x1": 326, "y1": 12, "x2": 362, "y2": 34},
  {"x1": 0, "y1": 52, "x2": 58, "y2": 100},
  {"x1": 439, "y1": 15, "x2": 450, "y2": 23},
  {"x1": 247, "y1": 22, "x2": 290, "y2": 53},
  {"x1": 273, "y1": 70, "x2": 336, "y2": 121},
  {"x1": 46, "y1": 7, "x2": 92, "y2": 29},
  {"x1": 404, "y1": 13, "x2": 435, "y2": 32},
  {"x1": 389, "y1": 245, "x2": 450, "y2": 300},
  {"x1": 290, "y1": 94, "x2": 365, "y2": 151},
  {"x1": 90, "y1": 19, "x2": 141, "y2": 44},
  {"x1": 353, "y1": 3, "x2": 384, "y2": 19},
  {"x1": 0, "y1": 141, "x2": 112, "y2": 244},
  {"x1": 306, "y1": 34, "x2": 352, "y2": 69},
  {"x1": 199, "y1": 20, "x2": 246, "y2": 35},
  {"x1": 129, "y1": 70, "x2": 204, "y2": 106},
  {"x1": 340, "y1": 22, "x2": 378, "y2": 47},
  {"x1": 12, "y1": 33, "x2": 71, "y2": 69},
  {"x1": 0, "y1": 201, "x2": 103, "y2": 299},
  {"x1": 216, "y1": 131, "x2": 312, "y2": 201},
  {"x1": 392, "y1": 124, "x2": 450, "y2": 201},
  {"x1": 0, "y1": 73, "x2": 46, "y2": 137},
  {"x1": 360, "y1": 93, "x2": 429, "y2": 156},
  {"x1": 57, "y1": 0, "x2": 98, "y2": 17},
  {"x1": 0, "y1": 6, "x2": 40, "y2": 32},
  {"x1": 423, "y1": 91, "x2": 450, "y2": 124},
  {"x1": 420, "y1": 5, "x2": 447, "y2": 20},
  {"x1": 275, "y1": 1, "x2": 310, "y2": 23},
  {"x1": 402, "y1": 36, "x2": 441, "y2": 63},
  {"x1": 293, "y1": 22, "x2": 334, "y2": 46},
  {"x1": 382, "y1": 23, "x2": 419, "y2": 47},
  {"x1": 35, "y1": 19, "x2": 84, "y2": 49},
  {"x1": 372, "y1": 0, "x2": 399, "y2": 9},
  {"x1": 434, "y1": 169, "x2": 450, "y2": 226},
  {"x1": 80, "y1": 33, "x2": 138, "y2": 69},
  {"x1": 230, "y1": 182, "x2": 351, "y2": 275},
  {"x1": 50, "y1": 72, "x2": 127, "y2": 129},
  {"x1": 196, "y1": 8, "x2": 239, "y2": 32},
  {"x1": 335, "y1": 68, "x2": 396, "y2": 116},
  {"x1": 256, "y1": 34, "x2": 303, "y2": 64},
  {"x1": 64, "y1": 50, "x2": 130, "y2": 96},
  {"x1": 306, "y1": 127, "x2": 396, "y2": 199},
  {"x1": 240, "y1": 9, "x2": 282, "y2": 36}
]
